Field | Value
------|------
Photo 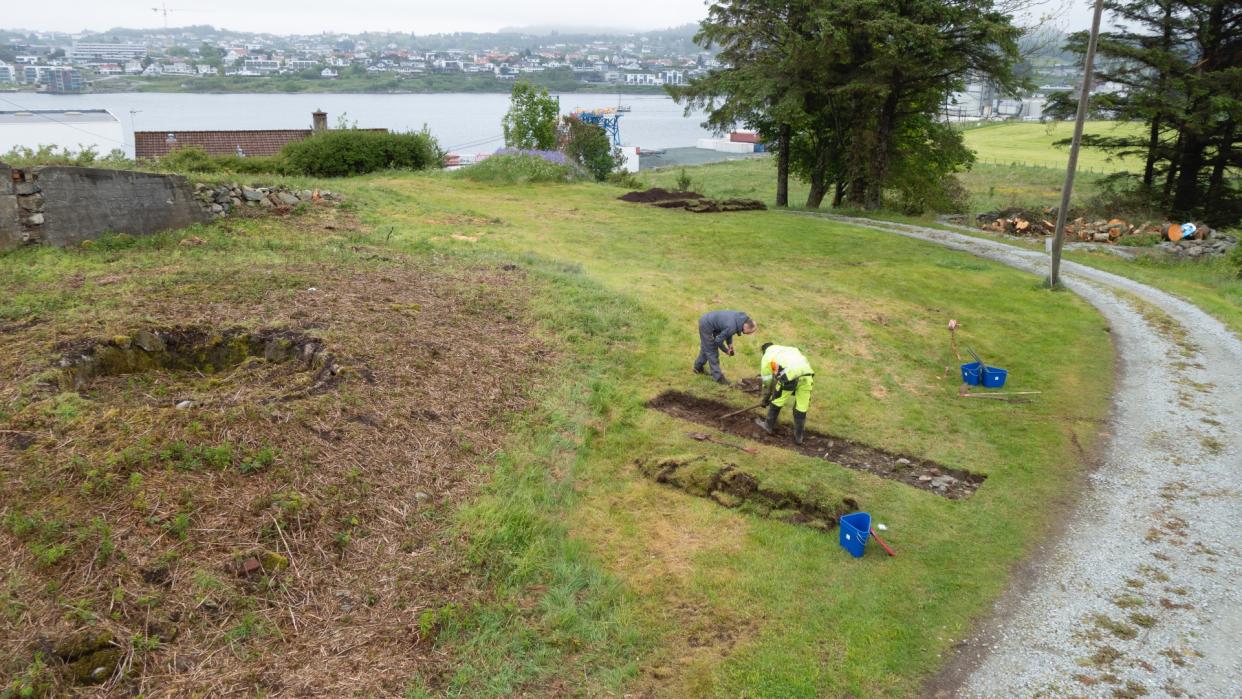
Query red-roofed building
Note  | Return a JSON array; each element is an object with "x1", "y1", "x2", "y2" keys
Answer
[{"x1": 134, "y1": 111, "x2": 387, "y2": 160}]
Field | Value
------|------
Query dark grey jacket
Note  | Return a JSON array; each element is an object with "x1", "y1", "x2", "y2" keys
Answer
[{"x1": 698, "y1": 310, "x2": 751, "y2": 351}]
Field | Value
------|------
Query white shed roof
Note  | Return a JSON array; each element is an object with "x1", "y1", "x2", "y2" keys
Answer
[{"x1": 0, "y1": 109, "x2": 120, "y2": 126}]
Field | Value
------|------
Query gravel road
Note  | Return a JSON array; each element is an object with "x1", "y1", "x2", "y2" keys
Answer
[{"x1": 798, "y1": 213, "x2": 1242, "y2": 699}]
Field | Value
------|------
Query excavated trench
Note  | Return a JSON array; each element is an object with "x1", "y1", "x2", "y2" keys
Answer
[
  {"x1": 648, "y1": 390, "x2": 985, "y2": 499},
  {"x1": 637, "y1": 455, "x2": 859, "y2": 531},
  {"x1": 54, "y1": 327, "x2": 342, "y2": 394}
]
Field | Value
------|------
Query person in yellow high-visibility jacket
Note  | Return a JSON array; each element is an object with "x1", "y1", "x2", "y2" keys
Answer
[{"x1": 755, "y1": 343, "x2": 814, "y2": 445}]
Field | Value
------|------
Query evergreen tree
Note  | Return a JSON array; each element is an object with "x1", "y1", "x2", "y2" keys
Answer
[{"x1": 1050, "y1": 0, "x2": 1240, "y2": 225}]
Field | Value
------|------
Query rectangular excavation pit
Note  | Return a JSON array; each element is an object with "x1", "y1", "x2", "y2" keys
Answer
[{"x1": 647, "y1": 391, "x2": 985, "y2": 499}]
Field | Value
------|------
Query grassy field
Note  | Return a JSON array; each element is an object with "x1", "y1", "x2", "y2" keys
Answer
[
  {"x1": 0, "y1": 169, "x2": 1115, "y2": 697},
  {"x1": 960, "y1": 120, "x2": 1146, "y2": 173},
  {"x1": 351, "y1": 172, "x2": 1114, "y2": 696},
  {"x1": 640, "y1": 154, "x2": 1242, "y2": 339},
  {"x1": 638, "y1": 157, "x2": 1109, "y2": 214}
]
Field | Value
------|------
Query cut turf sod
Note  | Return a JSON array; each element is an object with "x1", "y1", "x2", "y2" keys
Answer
[
  {"x1": 637, "y1": 454, "x2": 860, "y2": 532},
  {"x1": 648, "y1": 390, "x2": 985, "y2": 499}
]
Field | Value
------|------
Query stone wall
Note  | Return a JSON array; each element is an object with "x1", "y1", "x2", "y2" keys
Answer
[
  {"x1": 0, "y1": 164, "x2": 19, "y2": 252},
  {"x1": 0, "y1": 165, "x2": 209, "y2": 250}
]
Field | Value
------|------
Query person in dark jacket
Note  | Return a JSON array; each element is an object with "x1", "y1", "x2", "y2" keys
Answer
[{"x1": 693, "y1": 310, "x2": 756, "y2": 383}]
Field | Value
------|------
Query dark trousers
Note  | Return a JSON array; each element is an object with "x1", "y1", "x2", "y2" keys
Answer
[{"x1": 693, "y1": 323, "x2": 725, "y2": 380}]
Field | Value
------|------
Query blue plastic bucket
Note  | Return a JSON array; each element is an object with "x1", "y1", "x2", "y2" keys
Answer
[
  {"x1": 960, "y1": 362, "x2": 982, "y2": 386},
  {"x1": 839, "y1": 512, "x2": 871, "y2": 558},
  {"x1": 982, "y1": 366, "x2": 1008, "y2": 388}
]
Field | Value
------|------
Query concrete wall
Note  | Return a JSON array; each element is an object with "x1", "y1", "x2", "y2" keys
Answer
[{"x1": 1, "y1": 165, "x2": 209, "y2": 250}]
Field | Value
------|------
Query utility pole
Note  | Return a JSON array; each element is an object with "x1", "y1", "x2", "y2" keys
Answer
[{"x1": 1049, "y1": 0, "x2": 1106, "y2": 288}]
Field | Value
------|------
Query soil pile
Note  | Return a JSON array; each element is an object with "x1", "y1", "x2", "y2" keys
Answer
[
  {"x1": 0, "y1": 210, "x2": 541, "y2": 696},
  {"x1": 619, "y1": 188, "x2": 766, "y2": 214},
  {"x1": 618, "y1": 187, "x2": 705, "y2": 203},
  {"x1": 648, "y1": 391, "x2": 984, "y2": 499}
]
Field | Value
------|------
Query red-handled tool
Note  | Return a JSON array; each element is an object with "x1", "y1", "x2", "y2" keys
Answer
[{"x1": 870, "y1": 527, "x2": 896, "y2": 557}]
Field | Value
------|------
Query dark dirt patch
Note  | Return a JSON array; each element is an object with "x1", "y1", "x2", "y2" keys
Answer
[
  {"x1": 648, "y1": 391, "x2": 985, "y2": 499},
  {"x1": 637, "y1": 456, "x2": 858, "y2": 531},
  {"x1": 618, "y1": 187, "x2": 705, "y2": 203},
  {"x1": 653, "y1": 198, "x2": 766, "y2": 213},
  {"x1": 0, "y1": 317, "x2": 42, "y2": 335},
  {"x1": 618, "y1": 188, "x2": 766, "y2": 213}
]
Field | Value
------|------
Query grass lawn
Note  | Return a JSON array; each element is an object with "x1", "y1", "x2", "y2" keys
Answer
[
  {"x1": 959, "y1": 120, "x2": 1146, "y2": 173},
  {"x1": 0, "y1": 169, "x2": 1114, "y2": 697},
  {"x1": 641, "y1": 155, "x2": 1242, "y2": 340},
  {"x1": 348, "y1": 172, "x2": 1113, "y2": 696},
  {"x1": 638, "y1": 157, "x2": 1108, "y2": 215}
]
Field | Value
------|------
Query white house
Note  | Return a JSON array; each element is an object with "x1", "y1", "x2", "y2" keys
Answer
[
  {"x1": 124, "y1": 60, "x2": 144, "y2": 75},
  {"x1": 320, "y1": 68, "x2": 339, "y2": 78},
  {"x1": 163, "y1": 62, "x2": 195, "y2": 76},
  {"x1": 196, "y1": 65, "x2": 218, "y2": 75},
  {"x1": 0, "y1": 109, "x2": 125, "y2": 156},
  {"x1": 0, "y1": 61, "x2": 15, "y2": 84}
]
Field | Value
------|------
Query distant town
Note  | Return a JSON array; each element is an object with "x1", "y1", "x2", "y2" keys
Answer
[{"x1": 0, "y1": 24, "x2": 710, "y2": 95}]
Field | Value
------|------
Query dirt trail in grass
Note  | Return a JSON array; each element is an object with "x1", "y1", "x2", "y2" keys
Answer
[{"x1": 797, "y1": 213, "x2": 1242, "y2": 698}]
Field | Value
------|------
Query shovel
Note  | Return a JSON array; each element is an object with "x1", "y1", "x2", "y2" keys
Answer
[
  {"x1": 870, "y1": 527, "x2": 896, "y2": 557},
  {"x1": 689, "y1": 432, "x2": 759, "y2": 455},
  {"x1": 717, "y1": 401, "x2": 764, "y2": 423}
]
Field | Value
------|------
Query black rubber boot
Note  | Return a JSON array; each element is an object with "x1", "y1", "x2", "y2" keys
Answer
[
  {"x1": 755, "y1": 404, "x2": 780, "y2": 435},
  {"x1": 793, "y1": 410, "x2": 807, "y2": 445}
]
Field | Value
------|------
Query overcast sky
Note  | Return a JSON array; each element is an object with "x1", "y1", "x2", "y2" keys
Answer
[{"x1": 6, "y1": 0, "x2": 1099, "y2": 37}]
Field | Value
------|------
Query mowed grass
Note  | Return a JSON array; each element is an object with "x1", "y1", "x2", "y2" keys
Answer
[
  {"x1": 638, "y1": 156, "x2": 1108, "y2": 214},
  {"x1": 960, "y1": 120, "x2": 1146, "y2": 173},
  {"x1": 331, "y1": 172, "x2": 1114, "y2": 697},
  {"x1": 641, "y1": 154, "x2": 1242, "y2": 341}
]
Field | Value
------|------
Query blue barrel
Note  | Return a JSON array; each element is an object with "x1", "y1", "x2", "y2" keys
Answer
[
  {"x1": 982, "y1": 366, "x2": 1008, "y2": 388},
  {"x1": 839, "y1": 512, "x2": 871, "y2": 558},
  {"x1": 960, "y1": 362, "x2": 982, "y2": 386}
]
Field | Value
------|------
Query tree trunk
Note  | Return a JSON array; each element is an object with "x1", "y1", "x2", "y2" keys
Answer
[
  {"x1": 806, "y1": 170, "x2": 827, "y2": 208},
  {"x1": 866, "y1": 86, "x2": 901, "y2": 210},
  {"x1": 831, "y1": 179, "x2": 846, "y2": 208},
  {"x1": 1163, "y1": 131, "x2": 1183, "y2": 204},
  {"x1": 1171, "y1": 133, "x2": 1205, "y2": 216},
  {"x1": 776, "y1": 124, "x2": 791, "y2": 208},
  {"x1": 1145, "y1": 3, "x2": 1175, "y2": 189},
  {"x1": 1205, "y1": 119, "x2": 1235, "y2": 210},
  {"x1": 1143, "y1": 114, "x2": 1162, "y2": 189}
]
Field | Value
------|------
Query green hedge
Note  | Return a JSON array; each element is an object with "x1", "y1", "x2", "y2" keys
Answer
[
  {"x1": 459, "y1": 154, "x2": 581, "y2": 185},
  {"x1": 279, "y1": 129, "x2": 443, "y2": 177}
]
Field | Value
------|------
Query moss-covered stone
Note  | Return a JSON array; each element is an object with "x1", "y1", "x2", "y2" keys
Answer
[
  {"x1": 260, "y1": 551, "x2": 289, "y2": 573},
  {"x1": 65, "y1": 648, "x2": 121, "y2": 685},
  {"x1": 51, "y1": 630, "x2": 113, "y2": 660}
]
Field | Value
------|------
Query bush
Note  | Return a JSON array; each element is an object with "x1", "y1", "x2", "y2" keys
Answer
[
  {"x1": 1227, "y1": 243, "x2": 1242, "y2": 279},
  {"x1": 2, "y1": 144, "x2": 133, "y2": 169},
  {"x1": 279, "y1": 129, "x2": 443, "y2": 177},
  {"x1": 891, "y1": 174, "x2": 972, "y2": 215},
  {"x1": 675, "y1": 168, "x2": 694, "y2": 192},
  {"x1": 144, "y1": 146, "x2": 284, "y2": 175},
  {"x1": 461, "y1": 154, "x2": 581, "y2": 185},
  {"x1": 560, "y1": 116, "x2": 622, "y2": 182}
]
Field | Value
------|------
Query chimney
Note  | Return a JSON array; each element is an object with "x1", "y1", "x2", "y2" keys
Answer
[{"x1": 312, "y1": 110, "x2": 328, "y2": 132}]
